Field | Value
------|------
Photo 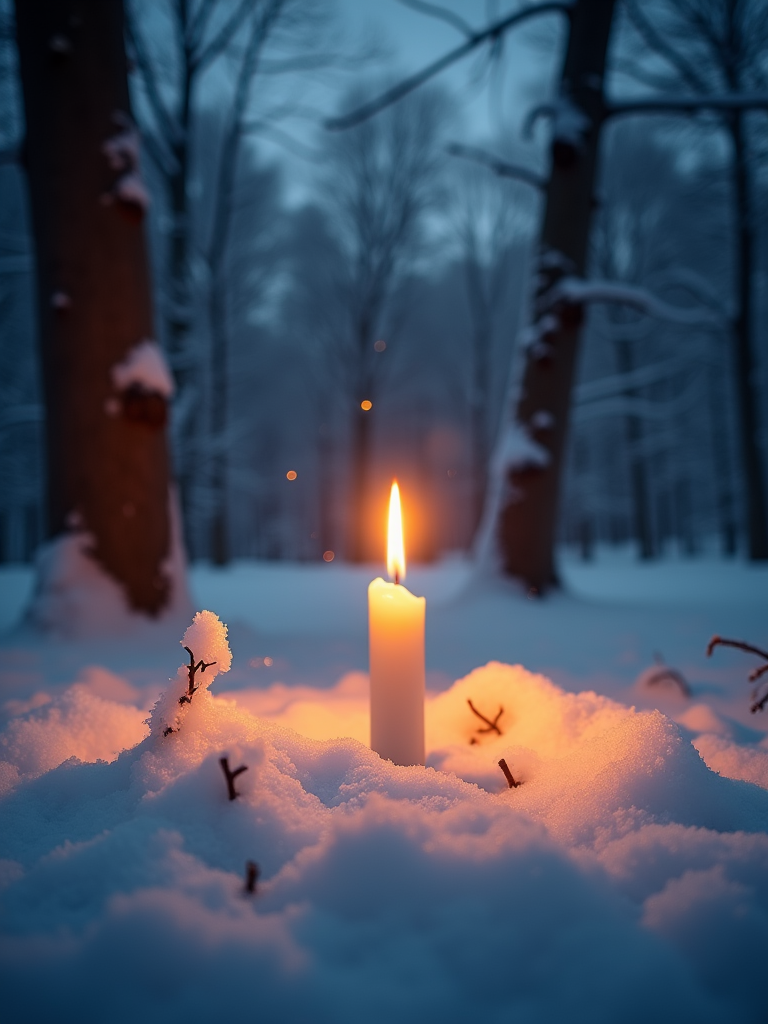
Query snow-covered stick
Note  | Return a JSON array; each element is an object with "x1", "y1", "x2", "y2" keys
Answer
[{"x1": 152, "y1": 610, "x2": 232, "y2": 737}]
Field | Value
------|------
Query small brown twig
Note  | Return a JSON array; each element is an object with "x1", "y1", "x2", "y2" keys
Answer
[
  {"x1": 244, "y1": 860, "x2": 260, "y2": 895},
  {"x1": 179, "y1": 645, "x2": 216, "y2": 705},
  {"x1": 707, "y1": 635, "x2": 768, "y2": 713},
  {"x1": 644, "y1": 654, "x2": 691, "y2": 698},
  {"x1": 467, "y1": 699, "x2": 504, "y2": 737},
  {"x1": 220, "y1": 755, "x2": 248, "y2": 800},
  {"x1": 498, "y1": 758, "x2": 521, "y2": 789}
]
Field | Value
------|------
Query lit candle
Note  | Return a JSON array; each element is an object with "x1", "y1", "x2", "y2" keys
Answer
[{"x1": 368, "y1": 481, "x2": 426, "y2": 766}]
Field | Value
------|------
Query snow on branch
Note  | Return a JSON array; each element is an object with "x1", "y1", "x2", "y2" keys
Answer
[
  {"x1": 607, "y1": 94, "x2": 768, "y2": 119},
  {"x1": 548, "y1": 277, "x2": 717, "y2": 325},
  {"x1": 574, "y1": 355, "x2": 686, "y2": 405},
  {"x1": 325, "y1": 0, "x2": 573, "y2": 130},
  {"x1": 447, "y1": 143, "x2": 546, "y2": 190}
]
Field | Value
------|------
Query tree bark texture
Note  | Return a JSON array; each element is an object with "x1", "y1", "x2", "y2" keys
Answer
[
  {"x1": 15, "y1": 0, "x2": 173, "y2": 614},
  {"x1": 497, "y1": 0, "x2": 616, "y2": 590}
]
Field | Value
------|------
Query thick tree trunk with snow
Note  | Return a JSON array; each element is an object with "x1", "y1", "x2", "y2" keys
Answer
[
  {"x1": 495, "y1": 0, "x2": 616, "y2": 590},
  {"x1": 15, "y1": 0, "x2": 175, "y2": 614}
]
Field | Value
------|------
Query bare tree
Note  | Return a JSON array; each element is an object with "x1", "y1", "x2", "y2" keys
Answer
[
  {"x1": 622, "y1": 0, "x2": 768, "y2": 559},
  {"x1": 323, "y1": 83, "x2": 447, "y2": 561},
  {"x1": 127, "y1": 0, "x2": 324, "y2": 552},
  {"x1": 448, "y1": 156, "x2": 537, "y2": 533},
  {"x1": 14, "y1": 0, "x2": 178, "y2": 616},
  {"x1": 329, "y1": 0, "x2": 768, "y2": 588}
]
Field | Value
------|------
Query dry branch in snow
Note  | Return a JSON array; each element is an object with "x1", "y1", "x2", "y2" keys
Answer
[
  {"x1": 498, "y1": 758, "x2": 522, "y2": 789},
  {"x1": 220, "y1": 756, "x2": 249, "y2": 801},
  {"x1": 707, "y1": 636, "x2": 768, "y2": 713},
  {"x1": 467, "y1": 699, "x2": 504, "y2": 738}
]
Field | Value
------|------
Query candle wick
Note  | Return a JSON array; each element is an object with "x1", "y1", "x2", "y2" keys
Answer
[{"x1": 394, "y1": 571, "x2": 399, "y2": 585}]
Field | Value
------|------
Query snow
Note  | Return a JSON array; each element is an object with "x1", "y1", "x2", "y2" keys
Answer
[
  {"x1": 111, "y1": 339, "x2": 175, "y2": 399},
  {"x1": 0, "y1": 553, "x2": 766, "y2": 1022},
  {"x1": 550, "y1": 276, "x2": 716, "y2": 325}
]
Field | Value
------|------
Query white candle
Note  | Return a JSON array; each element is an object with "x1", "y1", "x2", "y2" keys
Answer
[{"x1": 368, "y1": 481, "x2": 425, "y2": 766}]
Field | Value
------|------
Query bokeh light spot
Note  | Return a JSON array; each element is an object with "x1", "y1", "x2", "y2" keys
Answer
[
  {"x1": 286, "y1": 470, "x2": 297, "y2": 480},
  {"x1": 374, "y1": 339, "x2": 386, "y2": 352},
  {"x1": 323, "y1": 550, "x2": 335, "y2": 562},
  {"x1": 360, "y1": 400, "x2": 372, "y2": 411}
]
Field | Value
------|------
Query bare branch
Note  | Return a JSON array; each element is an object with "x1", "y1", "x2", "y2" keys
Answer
[
  {"x1": 707, "y1": 636, "x2": 768, "y2": 714},
  {"x1": 707, "y1": 635, "x2": 768, "y2": 661},
  {"x1": 395, "y1": 0, "x2": 474, "y2": 38},
  {"x1": 447, "y1": 142, "x2": 546, "y2": 190},
  {"x1": 193, "y1": 0, "x2": 254, "y2": 74},
  {"x1": 467, "y1": 698, "x2": 504, "y2": 735},
  {"x1": 607, "y1": 94, "x2": 768, "y2": 119},
  {"x1": 624, "y1": 0, "x2": 708, "y2": 94},
  {"x1": 220, "y1": 755, "x2": 248, "y2": 801},
  {"x1": 124, "y1": 15, "x2": 179, "y2": 145},
  {"x1": 325, "y1": 1, "x2": 573, "y2": 130}
]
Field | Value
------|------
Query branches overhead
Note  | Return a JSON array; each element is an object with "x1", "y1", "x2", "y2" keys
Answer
[
  {"x1": 447, "y1": 142, "x2": 546, "y2": 191},
  {"x1": 607, "y1": 93, "x2": 768, "y2": 120},
  {"x1": 325, "y1": 1, "x2": 573, "y2": 130}
]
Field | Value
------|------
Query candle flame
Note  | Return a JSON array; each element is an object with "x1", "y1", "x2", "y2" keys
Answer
[{"x1": 387, "y1": 480, "x2": 406, "y2": 584}]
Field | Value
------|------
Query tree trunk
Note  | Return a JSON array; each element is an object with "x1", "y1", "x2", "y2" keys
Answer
[
  {"x1": 348, "y1": 399, "x2": 373, "y2": 562},
  {"x1": 495, "y1": 0, "x2": 616, "y2": 591},
  {"x1": 616, "y1": 338, "x2": 655, "y2": 559},
  {"x1": 728, "y1": 112, "x2": 768, "y2": 559},
  {"x1": 15, "y1": 0, "x2": 174, "y2": 614}
]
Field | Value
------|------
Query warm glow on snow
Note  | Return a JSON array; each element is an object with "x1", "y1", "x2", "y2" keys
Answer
[{"x1": 387, "y1": 481, "x2": 406, "y2": 583}]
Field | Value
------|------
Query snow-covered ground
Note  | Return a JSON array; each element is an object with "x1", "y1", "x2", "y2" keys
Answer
[{"x1": 0, "y1": 551, "x2": 766, "y2": 1023}]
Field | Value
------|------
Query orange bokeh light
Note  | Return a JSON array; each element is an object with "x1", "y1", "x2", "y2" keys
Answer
[
  {"x1": 360, "y1": 400, "x2": 372, "y2": 411},
  {"x1": 323, "y1": 550, "x2": 335, "y2": 562},
  {"x1": 286, "y1": 470, "x2": 297, "y2": 480},
  {"x1": 387, "y1": 480, "x2": 406, "y2": 583}
]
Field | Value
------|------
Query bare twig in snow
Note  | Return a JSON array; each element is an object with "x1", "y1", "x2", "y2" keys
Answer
[
  {"x1": 220, "y1": 756, "x2": 248, "y2": 800},
  {"x1": 498, "y1": 758, "x2": 521, "y2": 789},
  {"x1": 644, "y1": 654, "x2": 691, "y2": 698},
  {"x1": 245, "y1": 860, "x2": 260, "y2": 895},
  {"x1": 467, "y1": 699, "x2": 504, "y2": 736},
  {"x1": 707, "y1": 636, "x2": 768, "y2": 713},
  {"x1": 179, "y1": 646, "x2": 216, "y2": 705}
]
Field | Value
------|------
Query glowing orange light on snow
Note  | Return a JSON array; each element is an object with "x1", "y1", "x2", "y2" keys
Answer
[{"x1": 387, "y1": 481, "x2": 406, "y2": 584}]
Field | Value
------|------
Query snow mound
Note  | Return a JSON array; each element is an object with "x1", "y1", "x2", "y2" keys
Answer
[{"x1": 1, "y1": 662, "x2": 767, "y2": 1022}]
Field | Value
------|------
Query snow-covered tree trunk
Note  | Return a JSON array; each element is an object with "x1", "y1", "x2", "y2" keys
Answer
[
  {"x1": 15, "y1": 0, "x2": 179, "y2": 616},
  {"x1": 492, "y1": 0, "x2": 617, "y2": 590}
]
